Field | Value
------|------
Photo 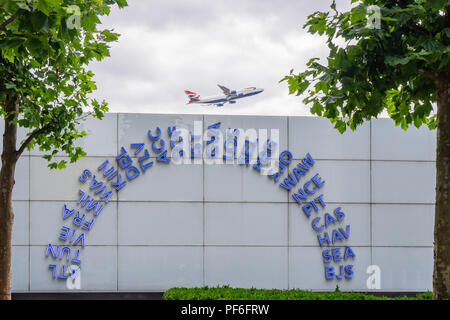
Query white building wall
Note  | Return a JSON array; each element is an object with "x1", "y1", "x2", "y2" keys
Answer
[{"x1": 10, "y1": 113, "x2": 436, "y2": 292}]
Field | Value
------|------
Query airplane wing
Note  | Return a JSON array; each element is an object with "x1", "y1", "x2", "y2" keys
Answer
[{"x1": 217, "y1": 84, "x2": 231, "y2": 96}]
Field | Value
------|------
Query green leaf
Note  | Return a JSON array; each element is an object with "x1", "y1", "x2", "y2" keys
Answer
[
  {"x1": 443, "y1": 28, "x2": 450, "y2": 38},
  {"x1": 385, "y1": 55, "x2": 413, "y2": 66},
  {"x1": 56, "y1": 159, "x2": 67, "y2": 170},
  {"x1": 400, "y1": 118, "x2": 409, "y2": 131},
  {"x1": 334, "y1": 120, "x2": 347, "y2": 134},
  {"x1": 101, "y1": 29, "x2": 120, "y2": 42},
  {"x1": 350, "y1": 6, "x2": 366, "y2": 25},
  {"x1": 421, "y1": 39, "x2": 441, "y2": 52},
  {"x1": 381, "y1": 17, "x2": 397, "y2": 22},
  {"x1": 30, "y1": 11, "x2": 49, "y2": 31},
  {"x1": 115, "y1": 0, "x2": 128, "y2": 8},
  {"x1": 315, "y1": 81, "x2": 328, "y2": 93},
  {"x1": 414, "y1": 116, "x2": 423, "y2": 128},
  {"x1": 36, "y1": 0, "x2": 51, "y2": 15},
  {"x1": 423, "y1": 0, "x2": 447, "y2": 10},
  {"x1": 5, "y1": 82, "x2": 16, "y2": 89},
  {"x1": 16, "y1": 2, "x2": 31, "y2": 11},
  {"x1": 311, "y1": 102, "x2": 324, "y2": 115}
]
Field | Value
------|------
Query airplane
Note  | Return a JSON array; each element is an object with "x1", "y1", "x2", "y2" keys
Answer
[{"x1": 184, "y1": 85, "x2": 264, "y2": 107}]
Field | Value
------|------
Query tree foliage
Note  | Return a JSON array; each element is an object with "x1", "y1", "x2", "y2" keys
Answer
[
  {"x1": 281, "y1": 0, "x2": 449, "y2": 132},
  {"x1": 0, "y1": 0, "x2": 127, "y2": 167}
]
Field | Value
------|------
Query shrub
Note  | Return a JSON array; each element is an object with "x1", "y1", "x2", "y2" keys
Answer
[{"x1": 163, "y1": 286, "x2": 432, "y2": 300}]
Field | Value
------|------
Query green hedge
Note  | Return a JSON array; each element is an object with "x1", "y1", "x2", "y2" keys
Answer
[{"x1": 163, "y1": 286, "x2": 432, "y2": 300}]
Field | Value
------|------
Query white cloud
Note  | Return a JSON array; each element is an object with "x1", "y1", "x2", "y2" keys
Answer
[{"x1": 88, "y1": 0, "x2": 349, "y2": 116}]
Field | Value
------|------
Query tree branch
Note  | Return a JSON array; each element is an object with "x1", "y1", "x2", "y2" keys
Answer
[
  {"x1": 10, "y1": 34, "x2": 28, "y2": 38},
  {"x1": 418, "y1": 69, "x2": 439, "y2": 83},
  {"x1": 16, "y1": 126, "x2": 49, "y2": 158},
  {"x1": 0, "y1": 13, "x2": 18, "y2": 31}
]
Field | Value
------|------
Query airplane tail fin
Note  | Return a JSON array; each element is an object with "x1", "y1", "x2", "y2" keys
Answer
[{"x1": 184, "y1": 90, "x2": 200, "y2": 104}]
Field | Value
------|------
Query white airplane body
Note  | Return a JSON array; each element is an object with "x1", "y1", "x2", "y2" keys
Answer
[{"x1": 185, "y1": 85, "x2": 264, "y2": 107}]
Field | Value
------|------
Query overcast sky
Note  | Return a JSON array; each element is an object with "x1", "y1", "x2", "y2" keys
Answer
[{"x1": 89, "y1": 0, "x2": 352, "y2": 116}]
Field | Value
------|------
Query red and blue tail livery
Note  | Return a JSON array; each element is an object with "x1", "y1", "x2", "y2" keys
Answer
[{"x1": 184, "y1": 90, "x2": 200, "y2": 102}]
